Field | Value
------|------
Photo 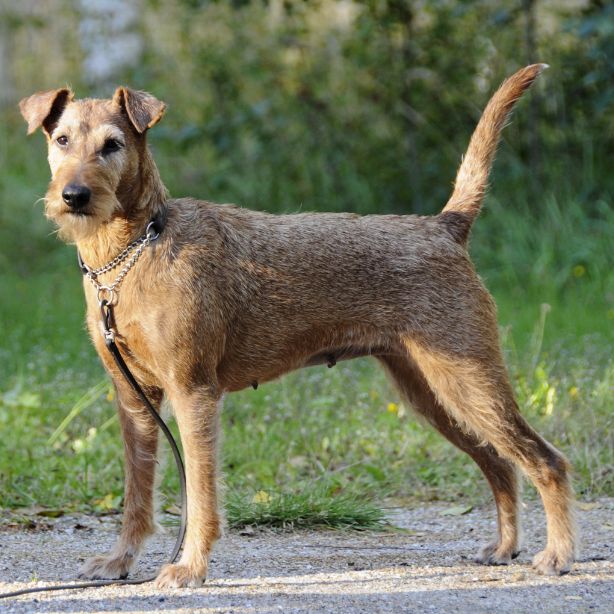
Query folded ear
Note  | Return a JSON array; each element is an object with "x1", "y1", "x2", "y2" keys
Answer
[
  {"x1": 113, "y1": 87, "x2": 166, "y2": 134},
  {"x1": 19, "y1": 88, "x2": 74, "y2": 136}
]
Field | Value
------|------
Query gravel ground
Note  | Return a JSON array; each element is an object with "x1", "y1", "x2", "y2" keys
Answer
[{"x1": 0, "y1": 499, "x2": 612, "y2": 613}]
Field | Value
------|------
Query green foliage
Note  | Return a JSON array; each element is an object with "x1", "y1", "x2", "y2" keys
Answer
[{"x1": 2, "y1": 1, "x2": 614, "y2": 269}]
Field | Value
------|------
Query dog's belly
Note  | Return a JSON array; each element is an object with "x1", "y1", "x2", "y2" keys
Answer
[
  {"x1": 217, "y1": 325, "x2": 398, "y2": 392},
  {"x1": 220, "y1": 346, "x2": 378, "y2": 392},
  {"x1": 304, "y1": 345, "x2": 388, "y2": 367}
]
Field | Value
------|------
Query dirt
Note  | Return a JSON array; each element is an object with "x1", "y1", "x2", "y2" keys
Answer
[{"x1": 0, "y1": 499, "x2": 612, "y2": 613}]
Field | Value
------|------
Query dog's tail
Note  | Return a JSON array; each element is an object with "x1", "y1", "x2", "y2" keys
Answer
[{"x1": 440, "y1": 63, "x2": 547, "y2": 243}]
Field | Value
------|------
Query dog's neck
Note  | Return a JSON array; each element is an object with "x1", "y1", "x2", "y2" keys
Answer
[{"x1": 77, "y1": 147, "x2": 169, "y2": 269}]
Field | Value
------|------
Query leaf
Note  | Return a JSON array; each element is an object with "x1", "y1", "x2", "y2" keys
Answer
[
  {"x1": 387, "y1": 526, "x2": 417, "y2": 535},
  {"x1": 577, "y1": 501, "x2": 600, "y2": 511},
  {"x1": 15, "y1": 506, "x2": 65, "y2": 519},
  {"x1": 94, "y1": 493, "x2": 122, "y2": 512},
  {"x1": 1, "y1": 388, "x2": 41, "y2": 409},
  {"x1": 17, "y1": 392, "x2": 42, "y2": 409},
  {"x1": 36, "y1": 508, "x2": 65, "y2": 518},
  {"x1": 441, "y1": 505, "x2": 473, "y2": 516},
  {"x1": 15, "y1": 505, "x2": 46, "y2": 516}
]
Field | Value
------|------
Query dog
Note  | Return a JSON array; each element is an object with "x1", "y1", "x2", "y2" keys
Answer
[{"x1": 19, "y1": 63, "x2": 575, "y2": 588}]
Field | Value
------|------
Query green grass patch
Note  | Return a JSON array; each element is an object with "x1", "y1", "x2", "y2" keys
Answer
[{"x1": 226, "y1": 489, "x2": 387, "y2": 530}]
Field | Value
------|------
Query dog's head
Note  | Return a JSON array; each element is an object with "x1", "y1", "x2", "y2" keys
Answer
[{"x1": 19, "y1": 87, "x2": 166, "y2": 242}]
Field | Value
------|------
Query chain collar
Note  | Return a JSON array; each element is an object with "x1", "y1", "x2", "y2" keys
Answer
[{"x1": 78, "y1": 220, "x2": 161, "y2": 306}]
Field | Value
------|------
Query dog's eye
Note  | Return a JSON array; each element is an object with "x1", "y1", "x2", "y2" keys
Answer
[
  {"x1": 101, "y1": 138, "x2": 123, "y2": 155},
  {"x1": 56, "y1": 135, "x2": 68, "y2": 147}
]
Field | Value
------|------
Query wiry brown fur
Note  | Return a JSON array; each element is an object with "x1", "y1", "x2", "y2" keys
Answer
[{"x1": 20, "y1": 64, "x2": 576, "y2": 588}]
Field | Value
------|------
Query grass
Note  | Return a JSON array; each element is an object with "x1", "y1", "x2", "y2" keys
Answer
[
  {"x1": 226, "y1": 489, "x2": 387, "y2": 530},
  {"x1": 0, "y1": 194, "x2": 612, "y2": 529}
]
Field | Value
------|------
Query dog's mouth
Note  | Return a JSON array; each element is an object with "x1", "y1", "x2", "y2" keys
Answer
[{"x1": 46, "y1": 191, "x2": 120, "y2": 241}]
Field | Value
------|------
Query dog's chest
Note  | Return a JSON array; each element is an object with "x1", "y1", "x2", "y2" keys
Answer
[{"x1": 85, "y1": 293, "x2": 163, "y2": 380}]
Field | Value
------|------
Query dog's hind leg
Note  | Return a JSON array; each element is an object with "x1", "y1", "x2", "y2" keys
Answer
[
  {"x1": 79, "y1": 379, "x2": 162, "y2": 580},
  {"x1": 380, "y1": 353, "x2": 521, "y2": 564},
  {"x1": 400, "y1": 332, "x2": 576, "y2": 575}
]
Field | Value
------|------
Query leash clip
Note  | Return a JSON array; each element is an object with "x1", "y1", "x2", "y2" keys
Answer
[{"x1": 99, "y1": 299, "x2": 116, "y2": 344}]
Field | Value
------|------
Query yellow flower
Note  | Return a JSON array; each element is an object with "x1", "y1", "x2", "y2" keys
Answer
[
  {"x1": 95, "y1": 493, "x2": 120, "y2": 511},
  {"x1": 569, "y1": 386, "x2": 578, "y2": 399},
  {"x1": 387, "y1": 402, "x2": 398, "y2": 414},
  {"x1": 252, "y1": 490, "x2": 271, "y2": 504},
  {"x1": 106, "y1": 388, "x2": 115, "y2": 402},
  {"x1": 572, "y1": 264, "x2": 586, "y2": 278}
]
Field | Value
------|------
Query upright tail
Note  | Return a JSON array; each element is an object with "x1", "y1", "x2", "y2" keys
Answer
[{"x1": 440, "y1": 63, "x2": 547, "y2": 243}]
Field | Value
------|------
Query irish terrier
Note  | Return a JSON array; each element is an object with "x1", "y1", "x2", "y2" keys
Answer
[{"x1": 19, "y1": 63, "x2": 576, "y2": 588}]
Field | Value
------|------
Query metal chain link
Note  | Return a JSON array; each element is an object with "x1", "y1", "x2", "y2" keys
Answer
[
  {"x1": 82, "y1": 221, "x2": 160, "y2": 305},
  {"x1": 87, "y1": 236, "x2": 149, "y2": 277}
]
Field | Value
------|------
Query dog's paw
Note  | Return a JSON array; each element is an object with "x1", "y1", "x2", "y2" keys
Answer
[
  {"x1": 155, "y1": 563, "x2": 205, "y2": 588},
  {"x1": 79, "y1": 552, "x2": 135, "y2": 580},
  {"x1": 475, "y1": 541, "x2": 519, "y2": 566},
  {"x1": 532, "y1": 548, "x2": 573, "y2": 575}
]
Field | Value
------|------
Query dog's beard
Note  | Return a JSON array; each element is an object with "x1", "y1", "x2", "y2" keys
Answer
[{"x1": 45, "y1": 190, "x2": 120, "y2": 243}]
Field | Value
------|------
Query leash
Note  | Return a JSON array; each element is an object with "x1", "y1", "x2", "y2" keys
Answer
[{"x1": 0, "y1": 214, "x2": 187, "y2": 600}]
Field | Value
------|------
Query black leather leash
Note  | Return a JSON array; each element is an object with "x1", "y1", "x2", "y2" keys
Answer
[{"x1": 0, "y1": 214, "x2": 188, "y2": 600}]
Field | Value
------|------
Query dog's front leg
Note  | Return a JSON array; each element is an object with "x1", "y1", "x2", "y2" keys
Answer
[
  {"x1": 79, "y1": 378, "x2": 162, "y2": 580},
  {"x1": 155, "y1": 386, "x2": 222, "y2": 588}
]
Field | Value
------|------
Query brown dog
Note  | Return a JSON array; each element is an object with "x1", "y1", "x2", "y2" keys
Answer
[{"x1": 19, "y1": 64, "x2": 576, "y2": 588}]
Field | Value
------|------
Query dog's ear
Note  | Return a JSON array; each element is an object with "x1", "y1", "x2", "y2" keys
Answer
[
  {"x1": 19, "y1": 88, "x2": 74, "y2": 136},
  {"x1": 113, "y1": 87, "x2": 166, "y2": 134}
]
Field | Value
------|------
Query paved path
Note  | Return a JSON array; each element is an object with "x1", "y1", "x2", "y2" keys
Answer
[{"x1": 1, "y1": 499, "x2": 612, "y2": 612}]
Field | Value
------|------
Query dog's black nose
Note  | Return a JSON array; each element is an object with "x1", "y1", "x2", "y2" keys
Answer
[{"x1": 62, "y1": 184, "x2": 91, "y2": 209}]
